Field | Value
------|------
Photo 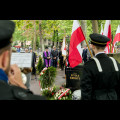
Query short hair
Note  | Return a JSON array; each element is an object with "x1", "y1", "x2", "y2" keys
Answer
[
  {"x1": 95, "y1": 45, "x2": 106, "y2": 50},
  {"x1": 0, "y1": 44, "x2": 11, "y2": 55}
]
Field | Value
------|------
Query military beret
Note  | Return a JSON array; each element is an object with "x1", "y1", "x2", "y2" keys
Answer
[
  {"x1": 0, "y1": 20, "x2": 15, "y2": 49},
  {"x1": 89, "y1": 33, "x2": 110, "y2": 46}
]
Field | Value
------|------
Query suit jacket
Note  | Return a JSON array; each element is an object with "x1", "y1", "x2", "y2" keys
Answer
[
  {"x1": 51, "y1": 50, "x2": 58, "y2": 59},
  {"x1": 80, "y1": 53, "x2": 120, "y2": 100}
]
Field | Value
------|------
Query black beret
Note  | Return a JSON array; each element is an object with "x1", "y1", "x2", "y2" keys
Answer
[
  {"x1": 0, "y1": 20, "x2": 15, "y2": 49},
  {"x1": 89, "y1": 33, "x2": 110, "y2": 46}
]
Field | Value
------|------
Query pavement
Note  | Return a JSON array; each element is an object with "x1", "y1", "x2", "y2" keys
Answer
[{"x1": 29, "y1": 68, "x2": 66, "y2": 95}]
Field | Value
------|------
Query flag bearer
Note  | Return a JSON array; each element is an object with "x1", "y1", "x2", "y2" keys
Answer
[{"x1": 80, "y1": 33, "x2": 120, "y2": 100}]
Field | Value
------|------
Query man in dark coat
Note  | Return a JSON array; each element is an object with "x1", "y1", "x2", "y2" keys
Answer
[
  {"x1": 80, "y1": 33, "x2": 120, "y2": 100},
  {"x1": 82, "y1": 45, "x2": 88, "y2": 63},
  {"x1": 30, "y1": 48, "x2": 36, "y2": 75},
  {"x1": 51, "y1": 46, "x2": 58, "y2": 68},
  {"x1": 0, "y1": 20, "x2": 46, "y2": 100},
  {"x1": 43, "y1": 46, "x2": 51, "y2": 67},
  {"x1": 59, "y1": 48, "x2": 64, "y2": 70}
]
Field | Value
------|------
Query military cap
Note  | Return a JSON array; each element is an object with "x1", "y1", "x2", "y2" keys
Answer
[
  {"x1": 0, "y1": 20, "x2": 15, "y2": 49},
  {"x1": 89, "y1": 33, "x2": 110, "y2": 46}
]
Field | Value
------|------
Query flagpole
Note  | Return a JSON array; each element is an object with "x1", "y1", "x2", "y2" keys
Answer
[
  {"x1": 110, "y1": 40, "x2": 112, "y2": 53},
  {"x1": 114, "y1": 47, "x2": 116, "y2": 53},
  {"x1": 62, "y1": 30, "x2": 67, "y2": 60},
  {"x1": 85, "y1": 39, "x2": 93, "y2": 58}
]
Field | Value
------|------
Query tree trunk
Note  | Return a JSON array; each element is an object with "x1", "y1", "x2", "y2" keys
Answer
[
  {"x1": 33, "y1": 20, "x2": 36, "y2": 51},
  {"x1": 81, "y1": 20, "x2": 87, "y2": 47},
  {"x1": 56, "y1": 30, "x2": 59, "y2": 47},
  {"x1": 91, "y1": 20, "x2": 99, "y2": 33},
  {"x1": 39, "y1": 20, "x2": 44, "y2": 52}
]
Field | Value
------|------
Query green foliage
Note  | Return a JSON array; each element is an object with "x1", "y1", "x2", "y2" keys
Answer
[
  {"x1": 86, "y1": 20, "x2": 93, "y2": 41},
  {"x1": 36, "y1": 56, "x2": 44, "y2": 73},
  {"x1": 12, "y1": 20, "x2": 120, "y2": 49},
  {"x1": 39, "y1": 66, "x2": 57, "y2": 89}
]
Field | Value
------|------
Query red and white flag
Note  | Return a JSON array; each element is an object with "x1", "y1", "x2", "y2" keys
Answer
[
  {"x1": 103, "y1": 20, "x2": 112, "y2": 53},
  {"x1": 62, "y1": 36, "x2": 67, "y2": 57},
  {"x1": 112, "y1": 25, "x2": 120, "y2": 53},
  {"x1": 68, "y1": 20, "x2": 85, "y2": 68}
]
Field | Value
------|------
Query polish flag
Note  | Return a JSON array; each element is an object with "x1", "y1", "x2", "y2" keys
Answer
[
  {"x1": 112, "y1": 25, "x2": 120, "y2": 53},
  {"x1": 68, "y1": 20, "x2": 85, "y2": 68},
  {"x1": 62, "y1": 37, "x2": 67, "y2": 57},
  {"x1": 103, "y1": 20, "x2": 112, "y2": 53}
]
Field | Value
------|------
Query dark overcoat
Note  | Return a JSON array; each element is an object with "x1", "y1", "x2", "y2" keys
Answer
[
  {"x1": 82, "y1": 49, "x2": 88, "y2": 63},
  {"x1": 0, "y1": 80, "x2": 46, "y2": 100},
  {"x1": 80, "y1": 53, "x2": 120, "y2": 100},
  {"x1": 31, "y1": 52, "x2": 36, "y2": 74}
]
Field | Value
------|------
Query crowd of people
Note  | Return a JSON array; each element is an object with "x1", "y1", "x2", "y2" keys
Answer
[
  {"x1": 1, "y1": 20, "x2": 120, "y2": 100},
  {"x1": 43, "y1": 46, "x2": 69, "y2": 71}
]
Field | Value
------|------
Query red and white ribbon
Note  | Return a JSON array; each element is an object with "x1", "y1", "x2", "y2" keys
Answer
[{"x1": 58, "y1": 89, "x2": 70, "y2": 100}]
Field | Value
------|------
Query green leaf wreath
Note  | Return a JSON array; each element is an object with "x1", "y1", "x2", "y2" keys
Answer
[{"x1": 39, "y1": 66, "x2": 57, "y2": 89}]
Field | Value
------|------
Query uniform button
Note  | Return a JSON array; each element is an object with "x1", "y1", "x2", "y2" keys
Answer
[{"x1": 18, "y1": 92, "x2": 27, "y2": 98}]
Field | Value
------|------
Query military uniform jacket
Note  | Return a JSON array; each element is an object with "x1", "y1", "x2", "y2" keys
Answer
[
  {"x1": 0, "y1": 80, "x2": 46, "y2": 100},
  {"x1": 80, "y1": 53, "x2": 120, "y2": 100}
]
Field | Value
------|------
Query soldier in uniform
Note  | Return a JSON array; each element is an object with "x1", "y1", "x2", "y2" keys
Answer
[
  {"x1": 80, "y1": 33, "x2": 120, "y2": 100},
  {"x1": 0, "y1": 20, "x2": 46, "y2": 100}
]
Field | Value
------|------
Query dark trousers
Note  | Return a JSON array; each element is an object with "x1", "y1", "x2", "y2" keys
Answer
[
  {"x1": 32, "y1": 66, "x2": 36, "y2": 75},
  {"x1": 60, "y1": 60, "x2": 64, "y2": 70},
  {"x1": 52, "y1": 59, "x2": 57, "y2": 68}
]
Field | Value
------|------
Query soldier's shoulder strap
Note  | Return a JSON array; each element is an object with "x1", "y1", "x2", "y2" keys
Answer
[
  {"x1": 92, "y1": 57, "x2": 119, "y2": 72},
  {"x1": 109, "y1": 57, "x2": 119, "y2": 71},
  {"x1": 92, "y1": 57, "x2": 103, "y2": 72}
]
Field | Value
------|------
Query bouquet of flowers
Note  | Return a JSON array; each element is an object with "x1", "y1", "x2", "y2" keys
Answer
[
  {"x1": 54, "y1": 88, "x2": 72, "y2": 100},
  {"x1": 41, "y1": 85, "x2": 57, "y2": 99}
]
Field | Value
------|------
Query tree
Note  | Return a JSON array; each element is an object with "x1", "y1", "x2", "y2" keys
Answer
[
  {"x1": 39, "y1": 20, "x2": 44, "y2": 51},
  {"x1": 81, "y1": 20, "x2": 87, "y2": 47},
  {"x1": 91, "y1": 20, "x2": 99, "y2": 33},
  {"x1": 33, "y1": 20, "x2": 37, "y2": 51}
]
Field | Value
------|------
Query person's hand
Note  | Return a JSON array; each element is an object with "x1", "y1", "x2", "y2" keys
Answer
[
  {"x1": 8, "y1": 64, "x2": 27, "y2": 89},
  {"x1": 47, "y1": 57, "x2": 50, "y2": 59}
]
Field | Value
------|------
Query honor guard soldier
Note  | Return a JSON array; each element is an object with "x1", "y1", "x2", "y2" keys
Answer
[
  {"x1": 0, "y1": 20, "x2": 46, "y2": 100},
  {"x1": 80, "y1": 33, "x2": 120, "y2": 100}
]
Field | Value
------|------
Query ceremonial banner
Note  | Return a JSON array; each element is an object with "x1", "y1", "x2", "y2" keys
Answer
[
  {"x1": 69, "y1": 20, "x2": 85, "y2": 68},
  {"x1": 112, "y1": 25, "x2": 120, "y2": 53},
  {"x1": 62, "y1": 37, "x2": 67, "y2": 57},
  {"x1": 103, "y1": 20, "x2": 112, "y2": 53}
]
